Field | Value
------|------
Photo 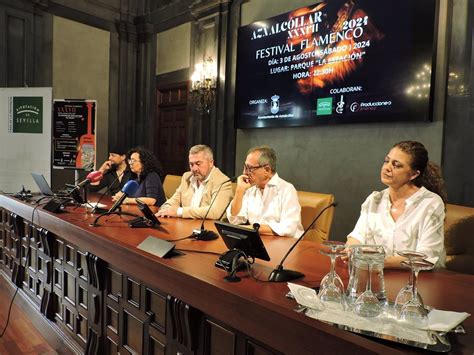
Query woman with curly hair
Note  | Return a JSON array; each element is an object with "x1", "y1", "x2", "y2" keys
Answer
[
  {"x1": 346, "y1": 141, "x2": 447, "y2": 268},
  {"x1": 111, "y1": 146, "x2": 165, "y2": 206}
]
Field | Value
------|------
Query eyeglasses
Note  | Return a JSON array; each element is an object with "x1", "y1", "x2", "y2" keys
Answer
[
  {"x1": 128, "y1": 158, "x2": 140, "y2": 165},
  {"x1": 243, "y1": 164, "x2": 266, "y2": 173}
]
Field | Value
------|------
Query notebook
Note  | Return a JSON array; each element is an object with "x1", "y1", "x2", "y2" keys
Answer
[{"x1": 31, "y1": 172, "x2": 55, "y2": 196}]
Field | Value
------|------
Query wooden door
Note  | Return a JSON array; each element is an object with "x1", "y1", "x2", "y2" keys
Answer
[{"x1": 155, "y1": 83, "x2": 188, "y2": 176}]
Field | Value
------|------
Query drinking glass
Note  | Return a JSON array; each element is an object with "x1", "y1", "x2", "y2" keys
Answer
[
  {"x1": 353, "y1": 245, "x2": 386, "y2": 318},
  {"x1": 394, "y1": 250, "x2": 427, "y2": 313},
  {"x1": 318, "y1": 241, "x2": 346, "y2": 310},
  {"x1": 319, "y1": 241, "x2": 345, "y2": 291},
  {"x1": 397, "y1": 259, "x2": 434, "y2": 328}
]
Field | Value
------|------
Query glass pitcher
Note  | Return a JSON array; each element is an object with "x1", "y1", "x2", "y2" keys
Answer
[{"x1": 345, "y1": 245, "x2": 387, "y2": 315}]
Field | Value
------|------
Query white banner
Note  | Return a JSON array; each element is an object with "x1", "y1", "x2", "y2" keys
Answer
[{"x1": 0, "y1": 87, "x2": 52, "y2": 194}]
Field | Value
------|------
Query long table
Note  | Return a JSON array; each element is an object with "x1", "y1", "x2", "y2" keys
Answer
[{"x1": 0, "y1": 194, "x2": 473, "y2": 354}]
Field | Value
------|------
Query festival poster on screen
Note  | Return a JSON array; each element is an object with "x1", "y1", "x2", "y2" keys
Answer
[
  {"x1": 53, "y1": 100, "x2": 96, "y2": 170},
  {"x1": 235, "y1": 0, "x2": 437, "y2": 128}
]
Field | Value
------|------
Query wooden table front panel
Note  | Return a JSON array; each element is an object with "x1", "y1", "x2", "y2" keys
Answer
[{"x1": 1, "y1": 195, "x2": 474, "y2": 355}]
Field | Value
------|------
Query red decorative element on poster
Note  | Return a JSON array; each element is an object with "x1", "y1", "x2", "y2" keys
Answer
[{"x1": 76, "y1": 101, "x2": 95, "y2": 169}]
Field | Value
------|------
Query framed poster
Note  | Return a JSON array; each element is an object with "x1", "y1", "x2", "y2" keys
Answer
[{"x1": 53, "y1": 100, "x2": 96, "y2": 170}]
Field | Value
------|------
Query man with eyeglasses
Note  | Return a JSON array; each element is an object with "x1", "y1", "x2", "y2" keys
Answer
[
  {"x1": 156, "y1": 145, "x2": 233, "y2": 219},
  {"x1": 227, "y1": 145, "x2": 303, "y2": 237}
]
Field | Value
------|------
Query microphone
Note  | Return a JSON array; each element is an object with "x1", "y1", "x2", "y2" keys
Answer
[
  {"x1": 67, "y1": 171, "x2": 103, "y2": 205},
  {"x1": 76, "y1": 171, "x2": 103, "y2": 188},
  {"x1": 90, "y1": 180, "x2": 139, "y2": 227},
  {"x1": 192, "y1": 177, "x2": 236, "y2": 241},
  {"x1": 107, "y1": 180, "x2": 139, "y2": 214},
  {"x1": 268, "y1": 201, "x2": 338, "y2": 282}
]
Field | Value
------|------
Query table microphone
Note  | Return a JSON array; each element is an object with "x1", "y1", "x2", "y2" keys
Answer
[
  {"x1": 68, "y1": 171, "x2": 103, "y2": 204},
  {"x1": 75, "y1": 171, "x2": 103, "y2": 188},
  {"x1": 268, "y1": 201, "x2": 338, "y2": 282},
  {"x1": 192, "y1": 177, "x2": 236, "y2": 241},
  {"x1": 90, "y1": 171, "x2": 125, "y2": 214},
  {"x1": 107, "y1": 180, "x2": 139, "y2": 214},
  {"x1": 91, "y1": 180, "x2": 139, "y2": 226}
]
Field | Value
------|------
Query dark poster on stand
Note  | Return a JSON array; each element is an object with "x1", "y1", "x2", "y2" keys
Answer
[{"x1": 52, "y1": 100, "x2": 96, "y2": 170}]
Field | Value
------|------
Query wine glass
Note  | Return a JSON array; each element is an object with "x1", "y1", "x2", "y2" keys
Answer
[
  {"x1": 394, "y1": 251, "x2": 427, "y2": 313},
  {"x1": 319, "y1": 241, "x2": 345, "y2": 292},
  {"x1": 353, "y1": 246, "x2": 385, "y2": 318},
  {"x1": 319, "y1": 241, "x2": 346, "y2": 310},
  {"x1": 397, "y1": 259, "x2": 434, "y2": 328}
]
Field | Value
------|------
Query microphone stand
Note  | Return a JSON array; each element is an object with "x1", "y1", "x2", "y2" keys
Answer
[
  {"x1": 192, "y1": 177, "x2": 234, "y2": 241},
  {"x1": 90, "y1": 180, "x2": 140, "y2": 227},
  {"x1": 268, "y1": 202, "x2": 338, "y2": 282},
  {"x1": 90, "y1": 204, "x2": 138, "y2": 226},
  {"x1": 90, "y1": 210, "x2": 123, "y2": 226},
  {"x1": 91, "y1": 171, "x2": 124, "y2": 214}
]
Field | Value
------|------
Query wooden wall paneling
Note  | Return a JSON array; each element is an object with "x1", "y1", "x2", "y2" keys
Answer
[
  {"x1": 52, "y1": 236, "x2": 64, "y2": 323},
  {"x1": 104, "y1": 264, "x2": 122, "y2": 352},
  {"x1": 145, "y1": 286, "x2": 167, "y2": 354},
  {"x1": 122, "y1": 307, "x2": 145, "y2": 353},
  {"x1": 84, "y1": 252, "x2": 106, "y2": 354},
  {"x1": 0, "y1": 1, "x2": 52, "y2": 87},
  {"x1": 103, "y1": 265, "x2": 169, "y2": 354},
  {"x1": 0, "y1": 208, "x2": 7, "y2": 269},
  {"x1": 38, "y1": 228, "x2": 56, "y2": 320},
  {"x1": 0, "y1": 208, "x2": 4, "y2": 262},
  {"x1": 21, "y1": 223, "x2": 41, "y2": 304},
  {"x1": 51, "y1": 237, "x2": 88, "y2": 351},
  {"x1": 120, "y1": 274, "x2": 150, "y2": 353},
  {"x1": 202, "y1": 316, "x2": 281, "y2": 355},
  {"x1": 3, "y1": 212, "x2": 14, "y2": 273},
  {"x1": 204, "y1": 318, "x2": 237, "y2": 355},
  {"x1": 166, "y1": 295, "x2": 203, "y2": 355},
  {"x1": 3, "y1": 196, "x2": 474, "y2": 354},
  {"x1": 245, "y1": 340, "x2": 277, "y2": 355},
  {"x1": 155, "y1": 83, "x2": 188, "y2": 175},
  {"x1": 10, "y1": 213, "x2": 23, "y2": 286},
  {"x1": 4, "y1": 6, "x2": 35, "y2": 87}
]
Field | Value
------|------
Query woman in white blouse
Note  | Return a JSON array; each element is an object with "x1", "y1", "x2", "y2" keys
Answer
[{"x1": 346, "y1": 141, "x2": 447, "y2": 268}]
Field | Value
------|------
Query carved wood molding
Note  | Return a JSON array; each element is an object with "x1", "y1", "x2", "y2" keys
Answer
[
  {"x1": 115, "y1": 19, "x2": 138, "y2": 42},
  {"x1": 189, "y1": 0, "x2": 231, "y2": 19},
  {"x1": 135, "y1": 16, "x2": 154, "y2": 43}
]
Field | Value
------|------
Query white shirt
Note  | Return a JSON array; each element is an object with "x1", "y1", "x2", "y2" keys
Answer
[
  {"x1": 349, "y1": 187, "x2": 446, "y2": 267},
  {"x1": 177, "y1": 167, "x2": 215, "y2": 217},
  {"x1": 227, "y1": 173, "x2": 304, "y2": 238}
]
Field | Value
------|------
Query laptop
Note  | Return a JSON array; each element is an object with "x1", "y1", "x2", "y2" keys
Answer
[{"x1": 31, "y1": 172, "x2": 55, "y2": 196}]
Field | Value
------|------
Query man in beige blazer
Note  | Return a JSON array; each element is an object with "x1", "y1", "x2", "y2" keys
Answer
[{"x1": 156, "y1": 145, "x2": 233, "y2": 219}]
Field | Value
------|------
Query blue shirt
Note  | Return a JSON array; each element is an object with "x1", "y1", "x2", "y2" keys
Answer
[{"x1": 131, "y1": 171, "x2": 165, "y2": 206}]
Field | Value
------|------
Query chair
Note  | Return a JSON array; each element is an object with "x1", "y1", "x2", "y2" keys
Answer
[
  {"x1": 163, "y1": 174, "x2": 181, "y2": 199},
  {"x1": 297, "y1": 190, "x2": 335, "y2": 243},
  {"x1": 444, "y1": 203, "x2": 474, "y2": 274}
]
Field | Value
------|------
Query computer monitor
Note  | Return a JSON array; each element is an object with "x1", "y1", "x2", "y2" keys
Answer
[
  {"x1": 214, "y1": 221, "x2": 270, "y2": 261},
  {"x1": 129, "y1": 198, "x2": 161, "y2": 228}
]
